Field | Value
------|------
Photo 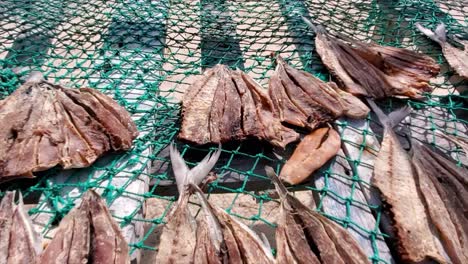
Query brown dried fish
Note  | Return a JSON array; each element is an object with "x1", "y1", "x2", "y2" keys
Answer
[
  {"x1": 411, "y1": 142, "x2": 468, "y2": 264},
  {"x1": 154, "y1": 143, "x2": 221, "y2": 263},
  {"x1": 269, "y1": 56, "x2": 368, "y2": 130},
  {"x1": 192, "y1": 185, "x2": 275, "y2": 264},
  {"x1": 280, "y1": 127, "x2": 341, "y2": 185},
  {"x1": 416, "y1": 23, "x2": 468, "y2": 79},
  {"x1": 305, "y1": 18, "x2": 440, "y2": 99},
  {"x1": 39, "y1": 190, "x2": 130, "y2": 264},
  {"x1": 0, "y1": 191, "x2": 42, "y2": 264},
  {"x1": 368, "y1": 100, "x2": 445, "y2": 263},
  {"x1": 0, "y1": 72, "x2": 138, "y2": 181},
  {"x1": 265, "y1": 166, "x2": 370, "y2": 264},
  {"x1": 179, "y1": 65, "x2": 299, "y2": 148}
]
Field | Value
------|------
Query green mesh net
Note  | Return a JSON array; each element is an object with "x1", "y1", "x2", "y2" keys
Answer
[{"x1": 0, "y1": 0, "x2": 467, "y2": 263}]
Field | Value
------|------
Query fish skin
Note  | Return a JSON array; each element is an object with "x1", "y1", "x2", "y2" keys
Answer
[
  {"x1": 367, "y1": 100, "x2": 445, "y2": 263},
  {"x1": 7, "y1": 194, "x2": 42, "y2": 264},
  {"x1": 0, "y1": 192, "x2": 16, "y2": 264},
  {"x1": 265, "y1": 167, "x2": 370, "y2": 264},
  {"x1": 416, "y1": 23, "x2": 468, "y2": 79},
  {"x1": 280, "y1": 127, "x2": 341, "y2": 185},
  {"x1": 411, "y1": 143, "x2": 468, "y2": 264}
]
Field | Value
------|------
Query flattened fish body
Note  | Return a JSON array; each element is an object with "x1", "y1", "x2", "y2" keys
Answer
[
  {"x1": 412, "y1": 143, "x2": 468, "y2": 264},
  {"x1": 265, "y1": 167, "x2": 370, "y2": 264},
  {"x1": 38, "y1": 190, "x2": 129, "y2": 264},
  {"x1": 373, "y1": 130, "x2": 444, "y2": 262},
  {"x1": 155, "y1": 195, "x2": 197, "y2": 264},
  {"x1": 314, "y1": 25, "x2": 439, "y2": 99},
  {"x1": 0, "y1": 74, "x2": 138, "y2": 181}
]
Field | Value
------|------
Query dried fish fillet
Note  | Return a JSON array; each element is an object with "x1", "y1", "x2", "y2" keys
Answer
[
  {"x1": 411, "y1": 142, "x2": 468, "y2": 264},
  {"x1": 192, "y1": 185, "x2": 275, "y2": 264},
  {"x1": 308, "y1": 20, "x2": 440, "y2": 99},
  {"x1": 416, "y1": 23, "x2": 468, "y2": 79},
  {"x1": 269, "y1": 56, "x2": 368, "y2": 129},
  {"x1": 0, "y1": 191, "x2": 42, "y2": 264},
  {"x1": 155, "y1": 143, "x2": 221, "y2": 263},
  {"x1": 0, "y1": 72, "x2": 138, "y2": 181},
  {"x1": 39, "y1": 190, "x2": 130, "y2": 264},
  {"x1": 179, "y1": 65, "x2": 299, "y2": 148},
  {"x1": 265, "y1": 167, "x2": 370, "y2": 264},
  {"x1": 280, "y1": 127, "x2": 341, "y2": 185},
  {"x1": 368, "y1": 100, "x2": 445, "y2": 263}
]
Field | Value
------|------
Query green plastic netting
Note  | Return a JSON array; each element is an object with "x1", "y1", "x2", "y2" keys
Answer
[{"x1": 0, "y1": 0, "x2": 467, "y2": 263}]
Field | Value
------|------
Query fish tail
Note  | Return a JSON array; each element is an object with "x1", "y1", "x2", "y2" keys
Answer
[
  {"x1": 265, "y1": 166, "x2": 288, "y2": 199},
  {"x1": 169, "y1": 142, "x2": 222, "y2": 194},
  {"x1": 301, "y1": 16, "x2": 326, "y2": 34},
  {"x1": 366, "y1": 99, "x2": 412, "y2": 130},
  {"x1": 416, "y1": 23, "x2": 446, "y2": 45}
]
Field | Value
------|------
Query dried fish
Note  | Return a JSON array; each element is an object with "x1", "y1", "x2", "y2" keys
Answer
[
  {"x1": 269, "y1": 56, "x2": 368, "y2": 130},
  {"x1": 154, "y1": 143, "x2": 221, "y2": 263},
  {"x1": 368, "y1": 100, "x2": 445, "y2": 263},
  {"x1": 179, "y1": 65, "x2": 299, "y2": 148},
  {"x1": 416, "y1": 23, "x2": 468, "y2": 79},
  {"x1": 303, "y1": 18, "x2": 440, "y2": 99},
  {"x1": 0, "y1": 72, "x2": 138, "y2": 181},
  {"x1": 280, "y1": 127, "x2": 341, "y2": 185},
  {"x1": 0, "y1": 191, "x2": 42, "y2": 264},
  {"x1": 265, "y1": 166, "x2": 370, "y2": 264},
  {"x1": 192, "y1": 185, "x2": 275, "y2": 264},
  {"x1": 39, "y1": 190, "x2": 130, "y2": 264},
  {"x1": 411, "y1": 142, "x2": 468, "y2": 264}
]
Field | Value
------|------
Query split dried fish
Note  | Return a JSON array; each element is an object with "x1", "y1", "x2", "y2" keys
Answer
[
  {"x1": 179, "y1": 65, "x2": 299, "y2": 148},
  {"x1": 154, "y1": 143, "x2": 221, "y2": 263},
  {"x1": 0, "y1": 72, "x2": 138, "y2": 181},
  {"x1": 368, "y1": 100, "x2": 445, "y2": 263},
  {"x1": 269, "y1": 56, "x2": 368, "y2": 130},
  {"x1": 280, "y1": 127, "x2": 341, "y2": 185},
  {"x1": 39, "y1": 190, "x2": 130, "y2": 264},
  {"x1": 416, "y1": 23, "x2": 468, "y2": 79},
  {"x1": 0, "y1": 191, "x2": 42, "y2": 264},
  {"x1": 303, "y1": 18, "x2": 440, "y2": 99},
  {"x1": 265, "y1": 166, "x2": 370, "y2": 264},
  {"x1": 192, "y1": 184, "x2": 275, "y2": 264},
  {"x1": 411, "y1": 142, "x2": 468, "y2": 264}
]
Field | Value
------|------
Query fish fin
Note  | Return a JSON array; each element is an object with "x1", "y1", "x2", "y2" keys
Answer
[
  {"x1": 366, "y1": 99, "x2": 411, "y2": 129},
  {"x1": 260, "y1": 233, "x2": 271, "y2": 249},
  {"x1": 300, "y1": 16, "x2": 326, "y2": 34},
  {"x1": 388, "y1": 105, "x2": 412, "y2": 127},
  {"x1": 416, "y1": 23, "x2": 446, "y2": 45},
  {"x1": 188, "y1": 144, "x2": 222, "y2": 187},
  {"x1": 265, "y1": 166, "x2": 288, "y2": 200},
  {"x1": 26, "y1": 71, "x2": 45, "y2": 83},
  {"x1": 169, "y1": 142, "x2": 190, "y2": 194},
  {"x1": 434, "y1": 23, "x2": 447, "y2": 43}
]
